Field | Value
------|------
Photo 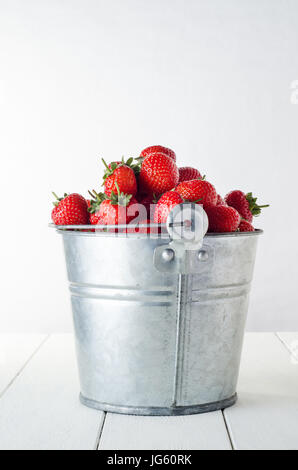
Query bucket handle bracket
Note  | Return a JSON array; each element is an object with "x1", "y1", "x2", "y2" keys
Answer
[{"x1": 153, "y1": 203, "x2": 209, "y2": 274}]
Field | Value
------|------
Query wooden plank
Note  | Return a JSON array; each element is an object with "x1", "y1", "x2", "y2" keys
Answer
[
  {"x1": 0, "y1": 334, "x2": 104, "y2": 450},
  {"x1": 99, "y1": 411, "x2": 232, "y2": 450},
  {"x1": 0, "y1": 334, "x2": 46, "y2": 396},
  {"x1": 224, "y1": 333, "x2": 298, "y2": 450},
  {"x1": 276, "y1": 332, "x2": 298, "y2": 362}
]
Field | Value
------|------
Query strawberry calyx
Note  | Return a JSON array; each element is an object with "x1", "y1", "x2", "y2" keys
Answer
[
  {"x1": 102, "y1": 157, "x2": 141, "y2": 182},
  {"x1": 109, "y1": 182, "x2": 133, "y2": 207},
  {"x1": 246, "y1": 192, "x2": 269, "y2": 217},
  {"x1": 125, "y1": 156, "x2": 142, "y2": 176},
  {"x1": 52, "y1": 192, "x2": 68, "y2": 207},
  {"x1": 102, "y1": 158, "x2": 121, "y2": 181},
  {"x1": 145, "y1": 192, "x2": 160, "y2": 203},
  {"x1": 88, "y1": 189, "x2": 106, "y2": 213},
  {"x1": 152, "y1": 193, "x2": 160, "y2": 204}
]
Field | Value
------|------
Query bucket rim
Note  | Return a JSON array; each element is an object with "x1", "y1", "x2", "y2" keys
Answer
[{"x1": 49, "y1": 223, "x2": 263, "y2": 238}]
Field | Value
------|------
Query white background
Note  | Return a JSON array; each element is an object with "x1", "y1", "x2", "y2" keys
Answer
[{"x1": 0, "y1": 0, "x2": 297, "y2": 333}]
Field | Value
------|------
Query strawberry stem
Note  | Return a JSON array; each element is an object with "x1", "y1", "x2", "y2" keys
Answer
[
  {"x1": 87, "y1": 189, "x2": 106, "y2": 213},
  {"x1": 102, "y1": 158, "x2": 110, "y2": 171},
  {"x1": 52, "y1": 191, "x2": 66, "y2": 207},
  {"x1": 110, "y1": 181, "x2": 132, "y2": 207}
]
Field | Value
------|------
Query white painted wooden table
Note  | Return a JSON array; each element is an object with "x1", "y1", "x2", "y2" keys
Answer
[{"x1": 0, "y1": 333, "x2": 297, "y2": 450}]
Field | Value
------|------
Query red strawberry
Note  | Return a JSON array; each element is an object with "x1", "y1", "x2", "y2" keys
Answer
[
  {"x1": 100, "y1": 183, "x2": 139, "y2": 225},
  {"x1": 205, "y1": 206, "x2": 241, "y2": 233},
  {"x1": 87, "y1": 190, "x2": 106, "y2": 225},
  {"x1": 137, "y1": 193, "x2": 159, "y2": 220},
  {"x1": 123, "y1": 219, "x2": 160, "y2": 234},
  {"x1": 139, "y1": 154, "x2": 179, "y2": 195},
  {"x1": 105, "y1": 198, "x2": 138, "y2": 226},
  {"x1": 216, "y1": 194, "x2": 227, "y2": 206},
  {"x1": 154, "y1": 191, "x2": 183, "y2": 223},
  {"x1": 90, "y1": 213, "x2": 105, "y2": 225},
  {"x1": 97, "y1": 199, "x2": 112, "y2": 225},
  {"x1": 51, "y1": 193, "x2": 89, "y2": 225},
  {"x1": 138, "y1": 194, "x2": 153, "y2": 214},
  {"x1": 239, "y1": 220, "x2": 255, "y2": 232},
  {"x1": 178, "y1": 167, "x2": 202, "y2": 183},
  {"x1": 225, "y1": 190, "x2": 269, "y2": 223},
  {"x1": 140, "y1": 145, "x2": 176, "y2": 161},
  {"x1": 176, "y1": 179, "x2": 217, "y2": 208},
  {"x1": 103, "y1": 158, "x2": 137, "y2": 197}
]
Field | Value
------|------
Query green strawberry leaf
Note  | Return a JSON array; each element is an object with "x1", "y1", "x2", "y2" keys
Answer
[
  {"x1": 52, "y1": 191, "x2": 68, "y2": 207},
  {"x1": 246, "y1": 192, "x2": 269, "y2": 217},
  {"x1": 87, "y1": 189, "x2": 106, "y2": 213},
  {"x1": 109, "y1": 182, "x2": 133, "y2": 207}
]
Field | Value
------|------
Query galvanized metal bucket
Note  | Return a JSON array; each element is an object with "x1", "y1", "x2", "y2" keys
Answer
[{"x1": 52, "y1": 204, "x2": 261, "y2": 416}]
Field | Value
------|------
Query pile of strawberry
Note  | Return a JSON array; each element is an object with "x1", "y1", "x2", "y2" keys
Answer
[{"x1": 51, "y1": 145, "x2": 268, "y2": 232}]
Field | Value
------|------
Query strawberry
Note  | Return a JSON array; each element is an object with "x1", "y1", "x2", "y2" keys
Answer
[
  {"x1": 137, "y1": 193, "x2": 159, "y2": 220},
  {"x1": 123, "y1": 219, "x2": 160, "y2": 234},
  {"x1": 154, "y1": 191, "x2": 183, "y2": 223},
  {"x1": 87, "y1": 190, "x2": 106, "y2": 225},
  {"x1": 205, "y1": 205, "x2": 241, "y2": 233},
  {"x1": 178, "y1": 167, "x2": 202, "y2": 183},
  {"x1": 99, "y1": 183, "x2": 139, "y2": 226},
  {"x1": 176, "y1": 179, "x2": 217, "y2": 208},
  {"x1": 103, "y1": 158, "x2": 137, "y2": 197},
  {"x1": 140, "y1": 145, "x2": 176, "y2": 161},
  {"x1": 239, "y1": 220, "x2": 255, "y2": 232},
  {"x1": 90, "y1": 212, "x2": 105, "y2": 225},
  {"x1": 104, "y1": 197, "x2": 138, "y2": 226},
  {"x1": 139, "y1": 153, "x2": 179, "y2": 195},
  {"x1": 225, "y1": 190, "x2": 269, "y2": 223},
  {"x1": 97, "y1": 199, "x2": 112, "y2": 225},
  {"x1": 51, "y1": 192, "x2": 89, "y2": 225},
  {"x1": 216, "y1": 194, "x2": 227, "y2": 206}
]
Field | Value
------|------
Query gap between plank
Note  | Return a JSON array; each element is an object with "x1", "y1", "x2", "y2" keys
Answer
[
  {"x1": 95, "y1": 412, "x2": 107, "y2": 450},
  {"x1": 221, "y1": 410, "x2": 235, "y2": 450},
  {"x1": 0, "y1": 334, "x2": 51, "y2": 401},
  {"x1": 275, "y1": 333, "x2": 298, "y2": 360}
]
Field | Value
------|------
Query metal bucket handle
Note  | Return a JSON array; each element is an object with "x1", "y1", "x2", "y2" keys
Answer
[{"x1": 153, "y1": 203, "x2": 209, "y2": 274}]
